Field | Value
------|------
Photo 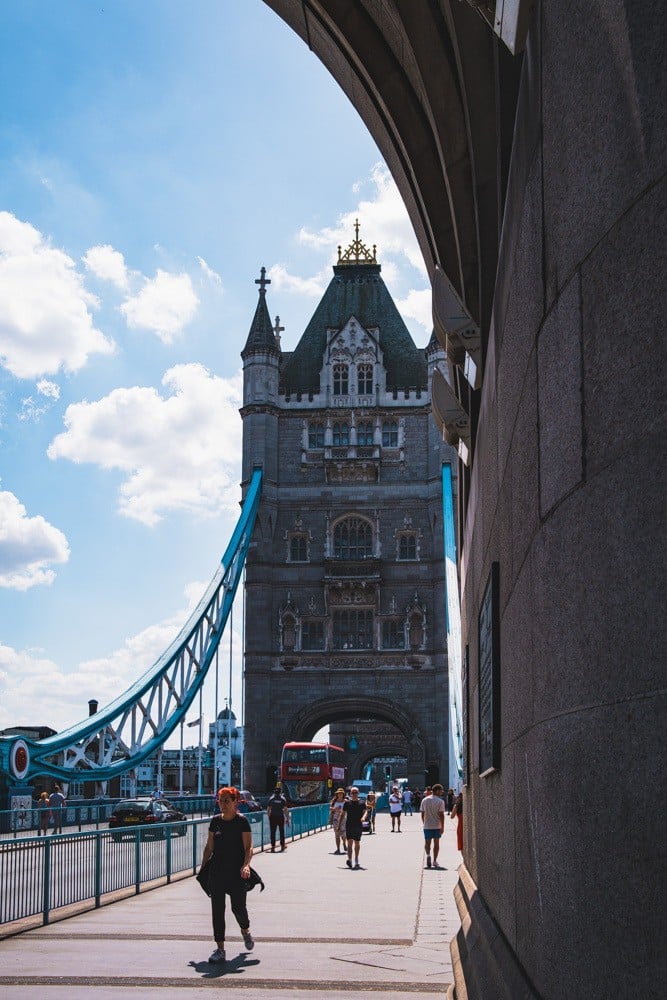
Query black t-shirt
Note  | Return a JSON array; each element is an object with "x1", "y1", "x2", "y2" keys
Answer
[
  {"x1": 209, "y1": 814, "x2": 251, "y2": 878},
  {"x1": 268, "y1": 793, "x2": 286, "y2": 817},
  {"x1": 343, "y1": 800, "x2": 365, "y2": 829}
]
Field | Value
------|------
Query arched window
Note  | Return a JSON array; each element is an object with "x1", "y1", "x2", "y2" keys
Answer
[
  {"x1": 290, "y1": 535, "x2": 307, "y2": 562},
  {"x1": 357, "y1": 420, "x2": 374, "y2": 446},
  {"x1": 333, "y1": 517, "x2": 373, "y2": 559},
  {"x1": 398, "y1": 534, "x2": 417, "y2": 560},
  {"x1": 301, "y1": 620, "x2": 325, "y2": 651},
  {"x1": 382, "y1": 619, "x2": 405, "y2": 649},
  {"x1": 332, "y1": 422, "x2": 349, "y2": 446},
  {"x1": 382, "y1": 420, "x2": 398, "y2": 447},
  {"x1": 333, "y1": 363, "x2": 349, "y2": 395},
  {"x1": 357, "y1": 363, "x2": 373, "y2": 395},
  {"x1": 333, "y1": 609, "x2": 374, "y2": 650},
  {"x1": 308, "y1": 422, "x2": 325, "y2": 448}
]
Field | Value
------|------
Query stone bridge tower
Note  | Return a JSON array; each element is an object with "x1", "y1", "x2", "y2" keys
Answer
[{"x1": 240, "y1": 228, "x2": 456, "y2": 792}]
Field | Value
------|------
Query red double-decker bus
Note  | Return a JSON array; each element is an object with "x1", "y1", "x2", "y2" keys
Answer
[{"x1": 279, "y1": 742, "x2": 347, "y2": 805}]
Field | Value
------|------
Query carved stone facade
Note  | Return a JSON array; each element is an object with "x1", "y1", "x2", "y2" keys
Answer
[{"x1": 240, "y1": 239, "x2": 456, "y2": 791}]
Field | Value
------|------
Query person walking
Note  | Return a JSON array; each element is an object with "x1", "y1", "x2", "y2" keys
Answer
[
  {"x1": 389, "y1": 786, "x2": 403, "y2": 831},
  {"x1": 266, "y1": 786, "x2": 290, "y2": 852},
  {"x1": 451, "y1": 790, "x2": 464, "y2": 851},
  {"x1": 329, "y1": 787, "x2": 348, "y2": 854},
  {"x1": 201, "y1": 786, "x2": 255, "y2": 965},
  {"x1": 343, "y1": 787, "x2": 368, "y2": 869},
  {"x1": 365, "y1": 790, "x2": 377, "y2": 833},
  {"x1": 38, "y1": 791, "x2": 51, "y2": 835},
  {"x1": 421, "y1": 783, "x2": 446, "y2": 868},
  {"x1": 445, "y1": 787, "x2": 455, "y2": 813},
  {"x1": 48, "y1": 785, "x2": 66, "y2": 834},
  {"x1": 403, "y1": 787, "x2": 413, "y2": 815}
]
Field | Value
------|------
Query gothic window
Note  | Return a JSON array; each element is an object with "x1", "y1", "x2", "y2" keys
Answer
[
  {"x1": 398, "y1": 533, "x2": 417, "y2": 560},
  {"x1": 382, "y1": 420, "x2": 398, "y2": 446},
  {"x1": 332, "y1": 421, "x2": 349, "y2": 446},
  {"x1": 333, "y1": 363, "x2": 349, "y2": 395},
  {"x1": 382, "y1": 619, "x2": 405, "y2": 649},
  {"x1": 301, "y1": 620, "x2": 325, "y2": 651},
  {"x1": 289, "y1": 535, "x2": 308, "y2": 562},
  {"x1": 357, "y1": 363, "x2": 373, "y2": 395},
  {"x1": 333, "y1": 609, "x2": 374, "y2": 650},
  {"x1": 357, "y1": 420, "x2": 374, "y2": 446},
  {"x1": 308, "y1": 422, "x2": 325, "y2": 448},
  {"x1": 333, "y1": 517, "x2": 373, "y2": 559}
]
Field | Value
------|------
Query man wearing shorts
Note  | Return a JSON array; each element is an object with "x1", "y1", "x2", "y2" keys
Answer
[{"x1": 421, "y1": 783, "x2": 445, "y2": 868}]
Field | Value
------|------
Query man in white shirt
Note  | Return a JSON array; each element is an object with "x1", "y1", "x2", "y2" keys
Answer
[
  {"x1": 420, "y1": 783, "x2": 445, "y2": 868},
  {"x1": 389, "y1": 786, "x2": 403, "y2": 831}
]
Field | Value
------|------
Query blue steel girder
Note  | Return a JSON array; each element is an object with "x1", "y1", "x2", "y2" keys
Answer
[{"x1": 0, "y1": 469, "x2": 262, "y2": 784}]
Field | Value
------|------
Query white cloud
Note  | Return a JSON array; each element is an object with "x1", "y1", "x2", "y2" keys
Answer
[
  {"x1": 395, "y1": 288, "x2": 433, "y2": 334},
  {"x1": 0, "y1": 580, "x2": 244, "y2": 736},
  {"x1": 47, "y1": 363, "x2": 243, "y2": 526},
  {"x1": 268, "y1": 263, "x2": 328, "y2": 298},
  {"x1": 0, "y1": 490, "x2": 70, "y2": 590},
  {"x1": 197, "y1": 256, "x2": 223, "y2": 286},
  {"x1": 37, "y1": 379, "x2": 61, "y2": 400},
  {"x1": 0, "y1": 212, "x2": 115, "y2": 379},
  {"x1": 82, "y1": 244, "x2": 129, "y2": 290},
  {"x1": 299, "y1": 163, "x2": 427, "y2": 278},
  {"x1": 119, "y1": 269, "x2": 199, "y2": 342}
]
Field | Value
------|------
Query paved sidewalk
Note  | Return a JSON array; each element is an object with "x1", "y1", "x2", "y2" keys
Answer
[{"x1": 0, "y1": 810, "x2": 462, "y2": 999}]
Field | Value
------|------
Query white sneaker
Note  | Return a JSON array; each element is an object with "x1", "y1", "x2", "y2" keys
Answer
[{"x1": 208, "y1": 948, "x2": 225, "y2": 963}]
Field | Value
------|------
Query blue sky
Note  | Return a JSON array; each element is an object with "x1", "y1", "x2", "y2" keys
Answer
[{"x1": 0, "y1": 0, "x2": 431, "y2": 742}]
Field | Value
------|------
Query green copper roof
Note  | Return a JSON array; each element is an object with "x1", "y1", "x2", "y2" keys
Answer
[{"x1": 280, "y1": 263, "x2": 427, "y2": 394}]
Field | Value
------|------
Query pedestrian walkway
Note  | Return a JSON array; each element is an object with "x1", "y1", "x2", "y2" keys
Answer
[{"x1": 0, "y1": 811, "x2": 463, "y2": 999}]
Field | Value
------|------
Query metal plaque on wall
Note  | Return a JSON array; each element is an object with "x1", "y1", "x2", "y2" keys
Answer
[{"x1": 478, "y1": 562, "x2": 500, "y2": 776}]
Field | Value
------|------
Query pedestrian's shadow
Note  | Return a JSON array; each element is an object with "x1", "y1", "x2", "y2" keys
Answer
[{"x1": 189, "y1": 954, "x2": 260, "y2": 978}]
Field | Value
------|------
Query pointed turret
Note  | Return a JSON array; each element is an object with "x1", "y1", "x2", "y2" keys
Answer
[{"x1": 242, "y1": 267, "x2": 280, "y2": 359}]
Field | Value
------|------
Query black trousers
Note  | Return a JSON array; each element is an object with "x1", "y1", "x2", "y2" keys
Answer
[
  {"x1": 269, "y1": 813, "x2": 285, "y2": 848},
  {"x1": 210, "y1": 877, "x2": 249, "y2": 943}
]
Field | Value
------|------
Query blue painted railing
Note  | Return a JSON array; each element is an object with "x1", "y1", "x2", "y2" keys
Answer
[{"x1": 0, "y1": 803, "x2": 329, "y2": 928}]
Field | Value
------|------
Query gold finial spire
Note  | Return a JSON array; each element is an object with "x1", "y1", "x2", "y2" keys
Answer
[{"x1": 337, "y1": 218, "x2": 378, "y2": 266}]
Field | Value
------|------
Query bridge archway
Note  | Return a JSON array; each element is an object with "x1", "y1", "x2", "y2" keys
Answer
[{"x1": 287, "y1": 695, "x2": 427, "y2": 789}]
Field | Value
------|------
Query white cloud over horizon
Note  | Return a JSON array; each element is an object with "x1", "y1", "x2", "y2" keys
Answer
[
  {"x1": 47, "y1": 363, "x2": 243, "y2": 526},
  {"x1": 0, "y1": 212, "x2": 115, "y2": 379},
  {"x1": 0, "y1": 490, "x2": 70, "y2": 590},
  {"x1": 0, "y1": 580, "x2": 244, "y2": 736}
]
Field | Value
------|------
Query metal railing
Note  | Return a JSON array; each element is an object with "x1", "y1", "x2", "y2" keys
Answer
[
  {"x1": 0, "y1": 803, "x2": 329, "y2": 928},
  {"x1": 0, "y1": 796, "x2": 218, "y2": 839}
]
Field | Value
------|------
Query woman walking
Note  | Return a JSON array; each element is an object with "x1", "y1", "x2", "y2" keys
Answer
[
  {"x1": 38, "y1": 791, "x2": 50, "y2": 835},
  {"x1": 329, "y1": 787, "x2": 347, "y2": 853},
  {"x1": 201, "y1": 786, "x2": 255, "y2": 965}
]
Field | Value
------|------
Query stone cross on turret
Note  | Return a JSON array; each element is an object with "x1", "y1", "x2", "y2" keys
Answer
[
  {"x1": 273, "y1": 315, "x2": 284, "y2": 350},
  {"x1": 255, "y1": 266, "x2": 271, "y2": 294}
]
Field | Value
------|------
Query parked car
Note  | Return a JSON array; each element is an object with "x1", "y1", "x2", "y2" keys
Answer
[
  {"x1": 236, "y1": 790, "x2": 262, "y2": 813},
  {"x1": 108, "y1": 797, "x2": 187, "y2": 841}
]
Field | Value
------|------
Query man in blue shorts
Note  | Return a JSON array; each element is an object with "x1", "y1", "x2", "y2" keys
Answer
[{"x1": 420, "y1": 783, "x2": 445, "y2": 869}]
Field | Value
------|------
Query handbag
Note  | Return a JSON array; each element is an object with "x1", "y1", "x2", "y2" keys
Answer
[{"x1": 196, "y1": 859, "x2": 265, "y2": 896}]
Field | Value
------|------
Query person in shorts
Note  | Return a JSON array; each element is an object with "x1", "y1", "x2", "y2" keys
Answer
[
  {"x1": 342, "y1": 787, "x2": 368, "y2": 869},
  {"x1": 389, "y1": 786, "x2": 403, "y2": 831},
  {"x1": 420, "y1": 783, "x2": 446, "y2": 868}
]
